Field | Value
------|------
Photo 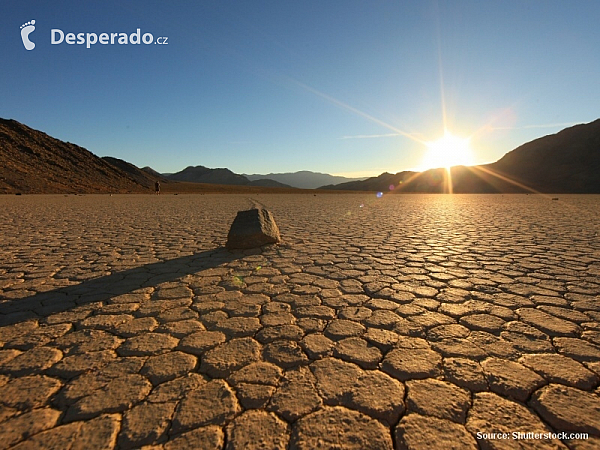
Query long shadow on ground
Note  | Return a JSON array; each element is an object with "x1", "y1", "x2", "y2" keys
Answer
[{"x1": 0, "y1": 247, "x2": 241, "y2": 327}]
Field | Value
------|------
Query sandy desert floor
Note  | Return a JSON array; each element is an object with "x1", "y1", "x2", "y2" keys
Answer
[{"x1": 0, "y1": 193, "x2": 599, "y2": 449}]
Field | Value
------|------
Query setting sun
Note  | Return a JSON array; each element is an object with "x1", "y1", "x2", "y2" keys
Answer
[{"x1": 421, "y1": 131, "x2": 474, "y2": 170}]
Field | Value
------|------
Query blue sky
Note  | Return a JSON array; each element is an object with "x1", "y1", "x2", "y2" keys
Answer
[{"x1": 2, "y1": 1, "x2": 599, "y2": 177}]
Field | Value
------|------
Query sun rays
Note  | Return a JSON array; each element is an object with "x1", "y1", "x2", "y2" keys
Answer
[
  {"x1": 290, "y1": 78, "x2": 551, "y2": 195},
  {"x1": 286, "y1": 58, "x2": 574, "y2": 198},
  {"x1": 422, "y1": 131, "x2": 474, "y2": 170},
  {"x1": 287, "y1": 78, "x2": 426, "y2": 146}
]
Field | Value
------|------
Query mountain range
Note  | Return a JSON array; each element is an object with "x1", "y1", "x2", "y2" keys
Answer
[
  {"x1": 1, "y1": 117, "x2": 599, "y2": 194},
  {"x1": 244, "y1": 171, "x2": 365, "y2": 189},
  {"x1": 320, "y1": 119, "x2": 600, "y2": 193},
  {"x1": 161, "y1": 167, "x2": 364, "y2": 189},
  {"x1": 0, "y1": 119, "x2": 293, "y2": 194},
  {"x1": 165, "y1": 165, "x2": 292, "y2": 188}
]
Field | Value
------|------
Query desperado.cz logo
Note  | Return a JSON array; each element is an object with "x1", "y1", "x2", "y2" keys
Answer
[
  {"x1": 20, "y1": 19, "x2": 168, "y2": 50},
  {"x1": 52, "y1": 28, "x2": 168, "y2": 48},
  {"x1": 20, "y1": 20, "x2": 36, "y2": 50}
]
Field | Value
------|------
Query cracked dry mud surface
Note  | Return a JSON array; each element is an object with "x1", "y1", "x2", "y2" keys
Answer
[{"x1": 1, "y1": 193, "x2": 599, "y2": 449}]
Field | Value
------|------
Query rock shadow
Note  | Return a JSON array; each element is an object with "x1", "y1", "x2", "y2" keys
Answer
[{"x1": 0, "y1": 247, "x2": 241, "y2": 327}]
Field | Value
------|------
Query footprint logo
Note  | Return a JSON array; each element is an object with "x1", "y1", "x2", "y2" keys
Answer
[{"x1": 20, "y1": 20, "x2": 36, "y2": 50}]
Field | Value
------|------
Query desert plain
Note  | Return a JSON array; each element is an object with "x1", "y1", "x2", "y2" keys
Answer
[{"x1": 0, "y1": 193, "x2": 599, "y2": 449}]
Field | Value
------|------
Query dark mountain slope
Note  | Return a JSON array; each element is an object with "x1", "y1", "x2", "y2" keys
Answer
[
  {"x1": 102, "y1": 157, "x2": 169, "y2": 188},
  {"x1": 489, "y1": 119, "x2": 600, "y2": 193},
  {"x1": 0, "y1": 118, "x2": 150, "y2": 194}
]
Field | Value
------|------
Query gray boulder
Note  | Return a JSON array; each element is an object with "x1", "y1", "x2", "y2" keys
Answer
[{"x1": 226, "y1": 208, "x2": 281, "y2": 249}]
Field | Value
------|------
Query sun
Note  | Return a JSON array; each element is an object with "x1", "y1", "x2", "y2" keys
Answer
[{"x1": 421, "y1": 131, "x2": 474, "y2": 170}]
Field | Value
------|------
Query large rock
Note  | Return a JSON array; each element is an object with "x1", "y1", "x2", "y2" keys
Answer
[{"x1": 226, "y1": 208, "x2": 281, "y2": 249}]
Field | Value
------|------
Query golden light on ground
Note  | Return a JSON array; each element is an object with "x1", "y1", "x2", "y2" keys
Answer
[{"x1": 421, "y1": 131, "x2": 474, "y2": 170}]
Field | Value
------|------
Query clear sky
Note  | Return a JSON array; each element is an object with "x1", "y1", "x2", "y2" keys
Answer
[{"x1": 2, "y1": 1, "x2": 599, "y2": 177}]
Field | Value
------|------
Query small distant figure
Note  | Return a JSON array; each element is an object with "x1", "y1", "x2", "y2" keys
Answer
[{"x1": 155, "y1": 181, "x2": 160, "y2": 195}]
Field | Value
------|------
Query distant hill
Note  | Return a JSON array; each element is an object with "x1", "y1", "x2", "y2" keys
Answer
[
  {"x1": 167, "y1": 165, "x2": 292, "y2": 188},
  {"x1": 0, "y1": 118, "x2": 151, "y2": 194},
  {"x1": 103, "y1": 157, "x2": 169, "y2": 187},
  {"x1": 321, "y1": 119, "x2": 600, "y2": 193},
  {"x1": 245, "y1": 171, "x2": 366, "y2": 189},
  {"x1": 141, "y1": 166, "x2": 169, "y2": 181},
  {"x1": 167, "y1": 165, "x2": 248, "y2": 185},
  {"x1": 490, "y1": 119, "x2": 600, "y2": 193},
  {"x1": 320, "y1": 171, "x2": 416, "y2": 191}
]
